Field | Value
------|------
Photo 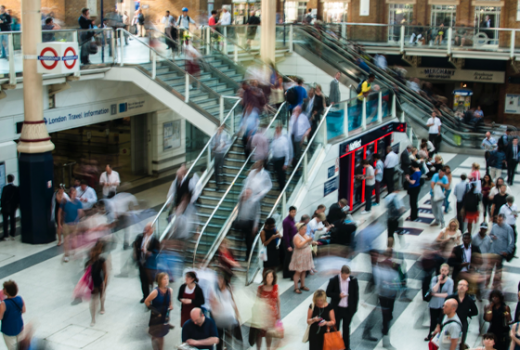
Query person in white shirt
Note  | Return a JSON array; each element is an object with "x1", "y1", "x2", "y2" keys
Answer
[
  {"x1": 270, "y1": 122, "x2": 293, "y2": 191},
  {"x1": 289, "y1": 106, "x2": 311, "y2": 168},
  {"x1": 426, "y1": 111, "x2": 442, "y2": 155},
  {"x1": 177, "y1": 7, "x2": 196, "y2": 53},
  {"x1": 498, "y1": 195, "x2": 517, "y2": 237},
  {"x1": 161, "y1": 10, "x2": 175, "y2": 48},
  {"x1": 218, "y1": 8, "x2": 231, "y2": 25},
  {"x1": 307, "y1": 213, "x2": 330, "y2": 241},
  {"x1": 383, "y1": 146, "x2": 399, "y2": 193},
  {"x1": 99, "y1": 164, "x2": 120, "y2": 198},
  {"x1": 360, "y1": 159, "x2": 376, "y2": 214},
  {"x1": 76, "y1": 180, "x2": 98, "y2": 210},
  {"x1": 375, "y1": 54, "x2": 387, "y2": 71}
]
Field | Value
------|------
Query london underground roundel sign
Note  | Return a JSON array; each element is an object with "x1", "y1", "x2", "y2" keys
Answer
[
  {"x1": 37, "y1": 47, "x2": 60, "y2": 70},
  {"x1": 62, "y1": 47, "x2": 78, "y2": 69}
]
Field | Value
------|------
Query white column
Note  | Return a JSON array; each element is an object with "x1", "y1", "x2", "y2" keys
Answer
[{"x1": 261, "y1": 0, "x2": 276, "y2": 63}]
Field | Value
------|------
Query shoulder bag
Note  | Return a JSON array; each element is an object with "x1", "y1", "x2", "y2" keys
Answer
[
  {"x1": 429, "y1": 319, "x2": 461, "y2": 350},
  {"x1": 302, "y1": 302, "x2": 314, "y2": 343},
  {"x1": 323, "y1": 326, "x2": 346, "y2": 350},
  {"x1": 433, "y1": 184, "x2": 445, "y2": 202}
]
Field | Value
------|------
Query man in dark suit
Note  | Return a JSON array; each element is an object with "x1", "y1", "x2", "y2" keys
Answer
[
  {"x1": 1, "y1": 174, "x2": 19, "y2": 241},
  {"x1": 506, "y1": 137, "x2": 520, "y2": 186},
  {"x1": 447, "y1": 233, "x2": 481, "y2": 283},
  {"x1": 133, "y1": 222, "x2": 161, "y2": 303},
  {"x1": 497, "y1": 129, "x2": 511, "y2": 151},
  {"x1": 400, "y1": 145, "x2": 412, "y2": 176},
  {"x1": 326, "y1": 265, "x2": 359, "y2": 350},
  {"x1": 329, "y1": 71, "x2": 341, "y2": 105}
]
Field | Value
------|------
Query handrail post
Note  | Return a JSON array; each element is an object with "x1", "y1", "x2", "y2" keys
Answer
[
  {"x1": 343, "y1": 103, "x2": 349, "y2": 137},
  {"x1": 282, "y1": 192, "x2": 287, "y2": 219},
  {"x1": 231, "y1": 107, "x2": 235, "y2": 134},
  {"x1": 206, "y1": 26, "x2": 211, "y2": 56},
  {"x1": 72, "y1": 32, "x2": 81, "y2": 77},
  {"x1": 289, "y1": 25, "x2": 294, "y2": 53},
  {"x1": 234, "y1": 45, "x2": 238, "y2": 63},
  {"x1": 111, "y1": 30, "x2": 116, "y2": 63},
  {"x1": 8, "y1": 34, "x2": 15, "y2": 85},
  {"x1": 185, "y1": 73, "x2": 190, "y2": 103},
  {"x1": 401, "y1": 111, "x2": 405, "y2": 123},
  {"x1": 219, "y1": 96, "x2": 225, "y2": 122},
  {"x1": 511, "y1": 30, "x2": 516, "y2": 59},
  {"x1": 303, "y1": 153, "x2": 308, "y2": 183},
  {"x1": 447, "y1": 27, "x2": 452, "y2": 54},
  {"x1": 118, "y1": 30, "x2": 124, "y2": 66},
  {"x1": 341, "y1": 23, "x2": 346, "y2": 39},
  {"x1": 323, "y1": 116, "x2": 329, "y2": 145},
  {"x1": 391, "y1": 93, "x2": 397, "y2": 117},
  {"x1": 206, "y1": 145, "x2": 211, "y2": 171},
  {"x1": 223, "y1": 27, "x2": 228, "y2": 54},
  {"x1": 400, "y1": 25, "x2": 405, "y2": 53},
  {"x1": 362, "y1": 98, "x2": 367, "y2": 130},
  {"x1": 151, "y1": 51, "x2": 157, "y2": 79},
  {"x1": 377, "y1": 91, "x2": 383, "y2": 123}
]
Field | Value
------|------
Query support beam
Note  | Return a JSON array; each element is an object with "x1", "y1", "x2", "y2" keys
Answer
[{"x1": 260, "y1": 0, "x2": 276, "y2": 63}]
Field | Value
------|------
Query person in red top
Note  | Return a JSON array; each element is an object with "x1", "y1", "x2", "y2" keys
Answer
[
  {"x1": 208, "y1": 10, "x2": 217, "y2": 26},
  {"x1": 253, "y1": 270, "x2": 281, "y2": 349}
]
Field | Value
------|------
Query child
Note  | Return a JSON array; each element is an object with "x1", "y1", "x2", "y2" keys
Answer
[{"x1": 470, "y1": 333, "x2": 496, "y2": 350}]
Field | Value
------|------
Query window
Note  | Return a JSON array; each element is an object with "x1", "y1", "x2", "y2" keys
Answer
[
  {"x1": 388, "y1": 4, "x2": 414, "y2": 41},
  {"x1": 431, "y1": 5, "x2": 456, "y2": 27},
  {"x1": 324, "y1": 2, "x2": 348, "y2": 23},
  {"x1": 475, "y1": 6, "x2": 500, "y2": 45},
  {"x1": 285, "y1": 1, "x2": 309, "y2": 22}
]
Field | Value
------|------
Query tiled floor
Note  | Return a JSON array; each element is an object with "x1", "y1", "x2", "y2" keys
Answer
[{"x1": 1, "y1": 151, "x2": 520, "y2": 350}]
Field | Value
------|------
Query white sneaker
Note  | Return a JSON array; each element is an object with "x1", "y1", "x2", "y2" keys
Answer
[
  {"x1": 430, "y1": 220, "x2": 439, "y2": 226},
  {"x1": 63, "y1": 256, "x2": 69, "y2": 263},
  {"x1": 361, "y1": 210, "x2": 371, "y2": 214}
]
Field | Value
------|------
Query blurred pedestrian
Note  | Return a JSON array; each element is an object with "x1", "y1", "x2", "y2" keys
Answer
[
  {"x1": 217, "y1": 239, "x2": 240, "y2": 282},
  {"x1": 386, "y1": 189, "x2": 405, "y2": 247},
  {"x1": 251, "y1": 122, "x2": 269, "y2": 165},
  {"x1": 374, "y1": 154, "x2": 384, "y2": 205},
  {"x1": 289, "y1": 106, "x2": 311, "y2": 168},
  {"x1": 406, "y1": 161, "x2": 422, "y2": 221},
  {"x1": 145, "y1": 272, "x2": 173, "y2": 350},
  {"x1": 0, "y1": 280, "x2": 25, "y2": 350},
  {"x1": 53, "y1": 185, "x2": 69, "y2": 246},
  {"x1": 306, "y1": 289, "x2": 336, "y2": 350},
  {"x1": 463, "y1": 183, "x2": 482, "y2": 235},
  {"x1": 482, "y1": 174, "x2": 494, "y2": 222},
  {"x1": 426, "y1": 111, "x2": 442, "y2": 155},
  {"x1": 436, "y1": 219, "x2": 462, "y2": 259},
  {"x1": 76, "y1": 179, "x2": 97, "y2": 212},
  {"x1": 211, "y1": 125, "x2": 231, "y2": 191},
  {"x1": 290, "y1": 222, "x2": 314, "y2": 294},
  {"x1": 325, "y1": 265, "x2": 358, "y2": 350},
  {"x1": 87, "y1": 241, "x2": 108, "y2": 327},
  {"x1": 270, "y1": 122, "x2": 292, "y2": 192},
  {"x1": 61, "y1": 187, "x2": 84, "y2": 262},
  {"x1": 210, "y1": 272, "x2": 242, "y2": 350},
  {"x1": 178, "y1": 271, "x2": 205, "y2": 327},
  {"x1": 1, "y1": 174, "x2": 18, "y2": 241},
  {"x1": 134, "y1": 223, "x2": 160, "y2": 303},
  {"x1": 484, "y1": 290, "x2": 511, "y2": 350},
  {"x1": 253, "y1": 270, "x2": 280, "y2": 350},
  {"x1": 444, "y1": 165, "x2": 453, "y2": 214},
  {"x1": 506, "y1": 137, "x2": 520, "y2": 186},
  {"x1": 384, "y1": 146, "x2": 399, "y2": 193},
  {"x1": 489, "y1": 214, "x2": 515, "y2": 288},
  {"x1": 431, "y1": 166, "x2": 450, "y2": 228},
  {"x1": 360, "y1": 159, "x2": 375, "y2": 214},
  {"x1": 136, "y1": 8, "x2": 145, "y2": 37}
]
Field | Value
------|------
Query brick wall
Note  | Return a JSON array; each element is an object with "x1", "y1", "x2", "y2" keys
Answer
[{"x1": 498, "y1": 65, "x2": 520, "y2": 125}]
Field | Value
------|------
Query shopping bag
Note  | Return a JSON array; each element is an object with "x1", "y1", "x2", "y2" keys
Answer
[
  {"x1": 267, "y1": 320, "x2": 284, "y2": 338},
  {"x1": 323, "y1": 326, "x2": 345, "y2": 350}
]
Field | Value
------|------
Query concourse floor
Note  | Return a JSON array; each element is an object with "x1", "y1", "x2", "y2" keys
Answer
[{"x1": 1, "y1": 152, "x2": 520, "y2": 350}]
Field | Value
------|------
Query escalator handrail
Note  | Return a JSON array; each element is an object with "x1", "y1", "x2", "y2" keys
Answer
[
  {"x1": 191, "y1": 102, "x2": 287, "y2": 265},
  {"x1": 150, "y1": 98, "x2": 243, "y2": 232},
  {"x1": 310, "y1": 25, "x2": 516, "y2": 132},
  {"x1": 244, "y1": 102, "x2": 335, "y2": 285}
]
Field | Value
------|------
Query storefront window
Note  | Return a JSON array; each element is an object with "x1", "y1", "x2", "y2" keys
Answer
[
  {"x1": 388, "y1": 4, "x2": 413, "y2": 42},
  {"x1": 285, "y1": 1, "x2": 308, "y2": 22},
  {"x1": 323, "y1": 2, "x2": 348, "y2": 23},
  {"x1": 431, "y1": 5, "x2": 456, "y2": 27},
  {"x1": 475, "y1": 6, "x2": 500, "y2": 44}
]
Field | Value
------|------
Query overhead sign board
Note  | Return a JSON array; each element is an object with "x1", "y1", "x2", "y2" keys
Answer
[
  {"x1": 404, "y1": 67, "x2": 505, "y2": 83},
  {"x1": 37, "y1": 42, "x2": 79, "y2": 74}
]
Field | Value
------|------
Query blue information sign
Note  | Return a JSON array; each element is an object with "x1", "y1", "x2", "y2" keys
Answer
[
  {"x1": 324, "y1": 177, "x2": 338, "y2": 197},
  {"x1": 328, "y1": 166, "x2": 335, "y2": 179}
]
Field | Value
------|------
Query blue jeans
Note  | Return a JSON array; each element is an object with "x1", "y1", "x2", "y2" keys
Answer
[
  {"x1": 444, "y1": 189, "x2": 451, "y2": 213},
  {"x1": 0, "y1": 34, "x2": 8, "y2": 58},
  {"x1": 365, "y1": 184, "x2": 374, "y2": 211}
]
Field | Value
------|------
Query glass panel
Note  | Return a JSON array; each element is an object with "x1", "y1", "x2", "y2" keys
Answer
[
  {"x1": 475, "y1": 6, "x2": 500, "y2": 46},
  {"x1": 77, "y1": 28, "x2": 115, "y2": 67},
  {"x1": 324, "y1": 2, "x2": 348, "y2": 23}
]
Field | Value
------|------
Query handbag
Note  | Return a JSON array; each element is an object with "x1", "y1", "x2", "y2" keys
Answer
[
  {"x1": 432, "y1": 184, "x2": 445, "y2": 202},
  {"x1": 323, "y1": 326, "x2": 346, "y2": 350},
  {"x1": 259, "y1": 246, "x2": 268, "y2": 262},
  {"x1": 149, "y1": 289, "x2": 171, "y2": 338},
  {"x1": 302, "y1": 302, "x2": 314, "y2": 343},
  {"x1": 267, "y1": 320, "x2": 284, "y2": 338}
]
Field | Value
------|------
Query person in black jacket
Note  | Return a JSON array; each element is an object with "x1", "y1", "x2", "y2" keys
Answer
[
  {"x1": 1, "y1": 174, "x2": 19, "y2": 241},
  {"x1": 447, "y1": 233, "x2": 481, "y2": 283},
  {"x1": 434, "y1": 279, "x2": 478, "y2": 350},
  {"x1": 177, "y1": 271, "x2": 205, "y2": 327},
  {"x1": 325, "y1": 265, "x2": 359, "y2": 350},
  {"x1": 78, "y1": 8, "x2": 94, "y2": 64},
  {"x1": 133, "y1": 223, "x2": 161, "y2": 303},
  {"x1": 327, "y1": 198, "x2": 348, "y2": 225},
  {"x1": 330, "y1": 212, "x2": 356, "y2": 248},
  {"x1": 506, "y1": 137, "x2": 520, "y2": 186}
]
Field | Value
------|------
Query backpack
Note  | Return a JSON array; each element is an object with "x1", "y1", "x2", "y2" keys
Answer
[
  {"x1": 463, "y1": 191, "x2": 481, "y2": 212},
  {"x1": 286, "y1": 87, "x2": 298, "y2": 105},
  {"x1": 355, "y1": 80, "x2": 366, "y2": 94},
  {"x1": 177, "y1": 15, "x2": 191, "y2": 26}
]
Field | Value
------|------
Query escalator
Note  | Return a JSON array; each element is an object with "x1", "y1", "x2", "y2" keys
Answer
[{"x1": 290, "y1": 26, "x2": 512, "y2": 150}]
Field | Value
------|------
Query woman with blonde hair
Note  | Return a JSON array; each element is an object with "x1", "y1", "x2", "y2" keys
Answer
[
  {"x1": 306, "y1": 289, "x2": 336, "y2": 350},
  {"x1": 469, "y1": 162, "x2": 482, "y2": 193},
  {"x1": 290, "y1": 222, "x2": 314, "y2": 294},
  {"x1": 435, "y1": 218, "x2": 462, "y2": 258},
  {"x1": 145, "y1": 272, "x2": 173, "y2": 350}
]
